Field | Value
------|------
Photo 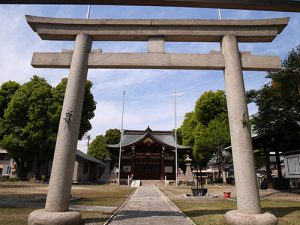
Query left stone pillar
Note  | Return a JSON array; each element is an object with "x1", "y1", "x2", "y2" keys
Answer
[{"x1": 28, "y1": 33, "x2": 92, "y2": 225}]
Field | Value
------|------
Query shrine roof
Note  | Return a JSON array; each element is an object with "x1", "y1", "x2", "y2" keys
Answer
[
  {"x1": 76, "y1": 150, "x2": 107, "y2": 166},
  {"x1": 107, "y1": 127, "x2": 190, "y2": 150}
]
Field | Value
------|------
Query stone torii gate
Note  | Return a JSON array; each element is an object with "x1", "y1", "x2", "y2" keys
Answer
[{"x1": 26, "y1": 15, "x2": 289, "y2": 225}]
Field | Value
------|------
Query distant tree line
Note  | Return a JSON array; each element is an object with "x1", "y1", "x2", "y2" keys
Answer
[
  {"x1": 0, "y1": 76, "x2": 96, "y2": 179},
  {"x1": 88, "y1": 128, "x2": 120, "y2": 169}
]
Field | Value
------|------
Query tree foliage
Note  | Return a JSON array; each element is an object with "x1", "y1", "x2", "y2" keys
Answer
[
  {"x1": 193, "y1": 123, "x2": 212, "y2": 168},
  {"x1": 0, "y1": 76, "x2": 55, "y2": 177},
  {"x1": 105, "y1": 128, "x2": 121, "y2": 145},
  {"x1": 52, "y1": 78, "x2": 96, "y2": 140},
  {"x1": 176, "y1": 127, "x2": 183, "y2": 145},
  {"x1": 0, "y1": 76, "x2": 96, "y2": 178},
  {"x1": 247, "y1": 45, "x2": 300, "y2": 138},
  {"x1": 87, "y1": 129, "x2": 120, "y2": 161},
  {"x1": 0, "y1": 81, "x2": 20, "y2": 118},
  {"x1": 195, "y1": 90, "x2": 227, "y2": 126},
  {"x1": 88, "y1": 135, "x2": 110, "y2": 161},
  {"x1": 180, "y1": 90, "x2": 231, "y2": 176},
  {"x1": 180, "y1": 112, "x2": 198, "y2": 147},
  {"x1": 205, "y1": 115, "x2": 231, "y2": 178}
]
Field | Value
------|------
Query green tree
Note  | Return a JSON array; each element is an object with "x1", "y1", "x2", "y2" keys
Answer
[
  {"x1": 180, "y1": 90, "x2": 231, "y2": 183},
  {"x1": 193, "y1": 123, "x2": 213, "y2": 168},
  {"x1": 0, "y1": 76, "x2": 55, "y2": 178},
  {"x1": 88, "y1": 135, "x2": 110, "y2": 160},
  {"x1": 205, "y1": 115, "x2": 231, "y2": 182},
  {"x1": 180, "y1": 112, "x2": 198, "y2": 147},
  {"x1": 176, "y1": 127, "x2": 183, "y2": 145},
  {"x1": 0, "y1": 81, "x2": 20, "y2": 118},
  {"x1": 247, "y1": 46, "x2": 300, "y2": 182},
  {"x1": 0, "y1": 76, "x2": 97, "y2": 179},
  {"x1": 105, "y1": 128, "x2": 121, "y2": 144},
  {"x1": 51, "y1": 78, "x2": 96, "y2": 140},
  {"x1": 247, "y1": 46, "x2": 300, "y2": 141},
  {"x1": 195, "y1": 90, "x2": 227, "y2": 126}
]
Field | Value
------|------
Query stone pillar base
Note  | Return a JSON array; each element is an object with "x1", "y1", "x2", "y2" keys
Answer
[
  {"x1": 28, "y1": 209, "x2": 81, "y2": 225},
  {"x1": 225, "y1": 210, "x2": 277, "y2": 225}
]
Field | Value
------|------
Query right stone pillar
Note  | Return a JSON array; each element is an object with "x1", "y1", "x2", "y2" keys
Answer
[{"x1": 222, "y1": 35, "x2": 277, "y2": 225}]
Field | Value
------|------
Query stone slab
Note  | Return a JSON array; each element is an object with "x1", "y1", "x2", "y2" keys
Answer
[{"x1": 26, "y1": 16, "x2": 289, "y2": 42}]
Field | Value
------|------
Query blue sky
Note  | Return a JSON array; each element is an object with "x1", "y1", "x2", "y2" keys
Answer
[{"x1": 0, "y1": 4, "x2": 299, "y2": 152}]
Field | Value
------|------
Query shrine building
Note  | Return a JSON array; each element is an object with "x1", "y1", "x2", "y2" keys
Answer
[{"x1": 107, "y1": 127, "x2": 191, "y2": 180}]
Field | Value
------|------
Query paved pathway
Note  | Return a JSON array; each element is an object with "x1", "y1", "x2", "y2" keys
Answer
[{"x1": 108, "y1": 185, "x2": 193, "y2": 225}]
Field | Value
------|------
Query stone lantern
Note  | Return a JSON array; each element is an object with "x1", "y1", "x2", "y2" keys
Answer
[{"x1": 184, "y1": 155, "x2": 193, "y2": 184}]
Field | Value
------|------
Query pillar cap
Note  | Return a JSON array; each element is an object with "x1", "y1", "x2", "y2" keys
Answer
[{"x1": 185, "y1": 155, "x2": 192, "y2": 163}]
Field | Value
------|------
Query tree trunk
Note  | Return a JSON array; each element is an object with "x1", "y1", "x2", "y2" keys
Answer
[
  {"x1": 275, "y1": 150, "x2": 282, "y2": 178},
  {"x1": 16, "y1": 160, "x2": 26, "y2": 180},
  {"x1": 222, "y1": 170, "x2": 227, "y2": 183},
  {"x1": 200, "y1": 165, "x2": 203, "y2": 188},
  {"x1": 218, "y1": 166, "x2": 222, "y2": 179},
  {"x1": 31, "y1": 149, "x2": 40, "y2": 179}
]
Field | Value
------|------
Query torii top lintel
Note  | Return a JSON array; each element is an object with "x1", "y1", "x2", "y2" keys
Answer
[
  {"x1": 5, "y1": 0, "x2": 300, "y2": 12},
  {"x1": 26, "y1": 15, "x2": 289, "y2": 43}
]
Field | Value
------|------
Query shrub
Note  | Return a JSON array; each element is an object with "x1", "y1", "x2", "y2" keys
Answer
[{"x1": 8, "y1": 177, "x2": 21, "y2": 182}]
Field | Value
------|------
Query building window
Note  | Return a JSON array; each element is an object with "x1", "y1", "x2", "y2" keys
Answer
[{"x1": 83, "y1": 162, "x2": 89, "y2": 174}]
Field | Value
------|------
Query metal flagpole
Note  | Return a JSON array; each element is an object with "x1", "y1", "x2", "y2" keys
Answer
[
  {"x1": 118, "y1": 90, "x2": 125, "y2": 185},
  {"x1": 218, "y1": 9, "x2": 222, "y2": 20},
  {"x1": 173, "y1": 92, "x2": 184, "y2": 186},
  {"x1": 86, "y1": 5, "x2": 91, "y2": 19},
  {"x1": 174, "y1": 92, "x2": 178, "y2": 186}
]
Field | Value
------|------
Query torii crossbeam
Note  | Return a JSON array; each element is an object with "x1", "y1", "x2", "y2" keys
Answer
[
  {"x1": 3, "y1": 0, "x2": 300, "y2": 12},
  {"x1": 26, "y1": 15, "x2": 289, "y2": 225}
]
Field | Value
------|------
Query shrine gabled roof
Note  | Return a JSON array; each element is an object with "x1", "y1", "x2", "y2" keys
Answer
[{"x1": 107, "y1": 127, "x2": 190, "y2": 150}]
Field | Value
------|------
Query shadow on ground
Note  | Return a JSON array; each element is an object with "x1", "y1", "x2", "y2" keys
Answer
[
  {"x1": 265, "y1": 206, "x2": 300, "y2": 217},
  {"x1": 184, "y1": 206, "x2": 300, "y2": 218},
  {"x1": 112, "y1": 210, "x2": 185, "y2": 221},
  {"x1": 81, "y1": 217, "x2": 108, "y2": 223}
]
